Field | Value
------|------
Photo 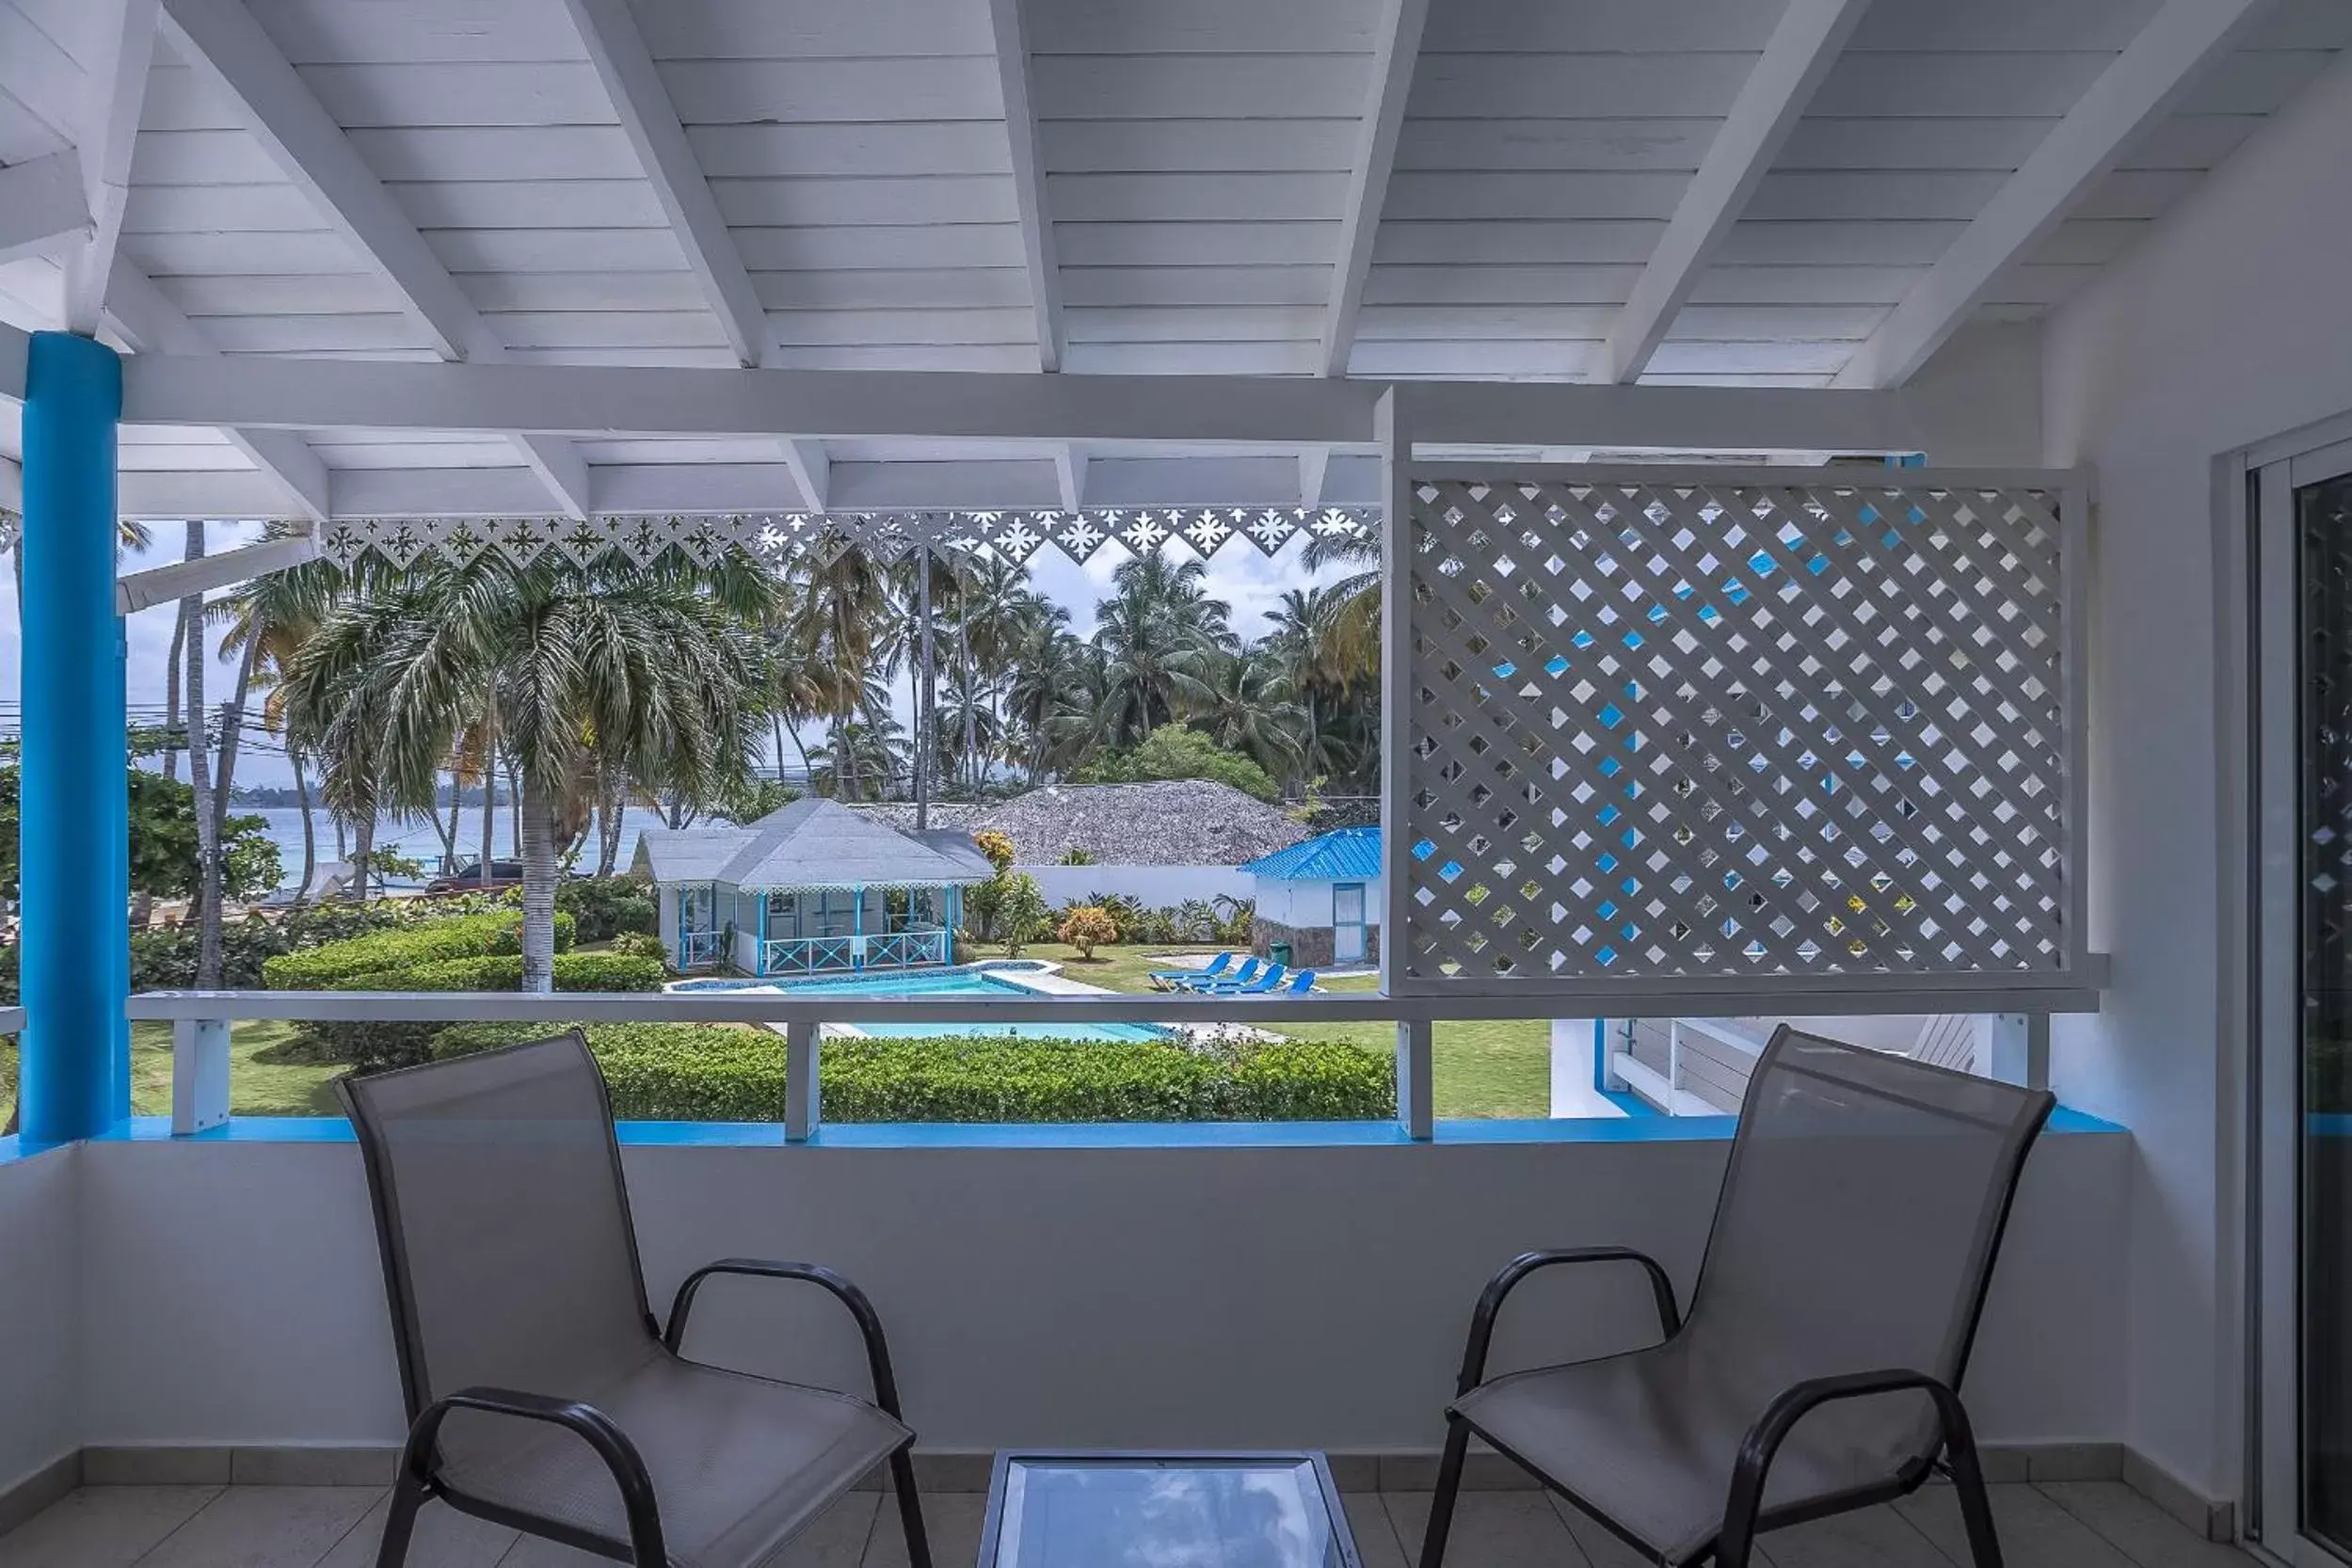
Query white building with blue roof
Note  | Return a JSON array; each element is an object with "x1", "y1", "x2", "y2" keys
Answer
[{"x1": 1238, "y1": 825, "x2": 1383, "y2": 970}]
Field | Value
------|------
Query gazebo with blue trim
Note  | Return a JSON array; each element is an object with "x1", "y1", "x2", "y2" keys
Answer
[
  {"x1": 1238, "y1": 825, "x2": 1383, "y2": 970},
  {"x1": 634, "y1": 797, "x2": 993, "y2": 977}
]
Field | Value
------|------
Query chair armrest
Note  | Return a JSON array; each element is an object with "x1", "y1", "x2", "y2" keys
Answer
[
  {"x1": 664, "y1": 1257, "x2": 907, "y2": 1418},
  {"x1": 403, "y1": 1385, "x2": 664, "y2": 1566},
  {"x1": 1717, "y1": 1368, "x2": 1992, "y2": 1568},
  {"x1": 1457, "y1": 1248, "x2": 1682, "y2": 1396}
]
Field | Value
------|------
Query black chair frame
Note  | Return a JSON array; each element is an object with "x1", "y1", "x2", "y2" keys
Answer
[
  {"x1": 1419, "y1": 1056, "x2": 2051, "y2": 1568},
  {"x1": 344, "y1": 1040, "x2": 935, "y2": 1568}
]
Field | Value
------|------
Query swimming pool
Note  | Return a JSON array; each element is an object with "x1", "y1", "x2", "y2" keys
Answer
[{"x1": 668, "y1": 966, "x2": 1175, "y2": 1044}]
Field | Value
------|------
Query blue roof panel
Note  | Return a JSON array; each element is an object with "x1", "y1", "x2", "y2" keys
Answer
[{"x1": 1238, "y1": 825, "x2": 1382, "y2": 881}]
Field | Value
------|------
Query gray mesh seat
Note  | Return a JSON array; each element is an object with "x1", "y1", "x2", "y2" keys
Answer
[
  {"x1": 339, "y1": 1032, "x2": 932, "y2": 1568},
  {"x1": 1425, "y1": 1028, "x2": 2055, "y2": 1568}
]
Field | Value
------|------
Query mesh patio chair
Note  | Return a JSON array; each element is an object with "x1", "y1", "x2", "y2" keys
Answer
[
  {"x1": 338, "y1": 1031, "x2": 933, "y2": 1568},
  {"x1": 1421, "y1": 1027, "x2": 2055, "y2": 1568}
]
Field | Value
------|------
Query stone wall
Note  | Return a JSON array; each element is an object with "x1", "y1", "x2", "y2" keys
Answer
[{"x1": 1251, "y1": 918, "x2": 1378, "y2": 968}]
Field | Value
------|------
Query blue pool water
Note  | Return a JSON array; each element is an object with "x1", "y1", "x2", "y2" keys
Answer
[{"x1": 668, "y1": 966, "x2": 1175, "y2": 1044}]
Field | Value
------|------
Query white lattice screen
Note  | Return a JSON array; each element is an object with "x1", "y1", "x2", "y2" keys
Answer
[{"x1": 1392, "y1": 468, "x2": 2086, "y2": 991}]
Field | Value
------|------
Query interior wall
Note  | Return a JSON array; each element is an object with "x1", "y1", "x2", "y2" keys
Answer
[
  {"x1": 0, "y1": 1147, "x2": 79, "y2": 1495},
  {"x1": 2040, "y1": 45, "x2": 2352, "y2": 1504},
  {"x1": 72, "y1": 1129, "x2": 2125, "y2": 1455}
]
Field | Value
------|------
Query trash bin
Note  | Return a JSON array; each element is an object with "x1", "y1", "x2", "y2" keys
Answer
[{"x1": 1270, "y1": 941, "x2": 1293, "y2": 968}]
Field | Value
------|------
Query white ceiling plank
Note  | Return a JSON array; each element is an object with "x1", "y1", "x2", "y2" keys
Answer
[
  {"x1": 1320, "y1": 0, "x2": 1431, "y2": 376},
  {"x1": 1299, "y1": 445, "x2": 1330, "y2": 506},
  {"x1": 1835, "y1": 0, "x2": 2272, "y2": 388},
  {"x1": 104, "y1": 262, "x2": 329, "y2": 520},
  {"x1": 559, "y1": 0, "x2": 771, "y2": 369},
  {"x1": 1603, "y1": 0, "x2": 1876, "y2": 383},
  {"x1": 62, "y1": 0, "x2": 162, "y2": 333},
  {"x1": 778, "y1": 438, "x2": 828, "y2": 508},
  {"x1": 984, "y1": 0, "x2": 1063, "y2": 372},
  {"x1": 0, "y1": 150, "x2": 90, "y2": 266},
  {"x1": 1052, "y1": 444, "x2": 1086, "y2": 508},
  {"x1": 158, "y1": 0, "x2": 595, "y2": 516}
]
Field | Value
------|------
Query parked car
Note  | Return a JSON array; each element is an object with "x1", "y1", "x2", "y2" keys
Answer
[{"x1": 421, "y1": 858, "x2": 524, "y2": 895}]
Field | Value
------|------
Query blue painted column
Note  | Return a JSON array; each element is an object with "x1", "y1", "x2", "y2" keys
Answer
[{"x1": 18, "y1": 331, "x2": 128, "y2": 1144}]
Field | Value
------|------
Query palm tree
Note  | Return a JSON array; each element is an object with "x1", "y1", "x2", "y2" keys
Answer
[
  {"x1": 212, "y1": 537, "x2": 344, "y2": 919},
  {"x1": 1091, "y1": 554, "x2": 1227, "y2": 746},
  {"x1": 283, "y1": 549, "x2": 772, "y2": 990},
  {"x1": 790, "y1": 544, "x2": 901, "y2": 800},
  {"x1": 1199, "y1": 647, "x2": 1307, "y2": 784}
]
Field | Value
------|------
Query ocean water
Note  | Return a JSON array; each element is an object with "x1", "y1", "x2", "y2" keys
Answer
[{"x1": 238, "y1": 804, "x2": 680, "y2": 888}]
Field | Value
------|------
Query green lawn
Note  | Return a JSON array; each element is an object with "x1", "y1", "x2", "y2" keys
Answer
[
  {"x1": 1045, "y1": 946, "x2": 1553, "y2": 1120},
  {"x1": 1, "y1": 943, "x2": 1552, "y2": 1127},
  {"x1": 130, "y1": 1019, "x2": 346, "y2": 1118}
]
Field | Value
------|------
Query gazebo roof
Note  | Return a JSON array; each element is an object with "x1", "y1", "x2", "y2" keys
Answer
[
  {"x1": 636, "y1": 797, "x2": 993, "y2": 891},
  {"x1": 2, "y1": 0, "x2": 2346, "y2": 525}
]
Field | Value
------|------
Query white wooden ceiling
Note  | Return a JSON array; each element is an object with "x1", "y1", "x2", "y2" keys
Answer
[{"x1": 0, "y1": 0, "x2": 2344, "y2": 520}]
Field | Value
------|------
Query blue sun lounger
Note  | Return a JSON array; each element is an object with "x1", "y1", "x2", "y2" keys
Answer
[
  {"x1": 1194, "y1": 962, "x2": 1287, "y2": 995},
  {"x1": 1178, "y1": 957, "x2": 1262, "y2": 992},
  {"x1": 1150, "y1": 952, "x2": 1234, "y2": 985}
]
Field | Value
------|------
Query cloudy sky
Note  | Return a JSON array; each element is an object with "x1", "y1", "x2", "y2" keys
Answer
[{"x1": 0, "y1": 521, "x2": 1352, "y2": 790}]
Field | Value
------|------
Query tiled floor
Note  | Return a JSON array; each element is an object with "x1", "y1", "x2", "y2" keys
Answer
[{"x1": 0, "y1": 1479, "x2": 2257, "y2": 1568}]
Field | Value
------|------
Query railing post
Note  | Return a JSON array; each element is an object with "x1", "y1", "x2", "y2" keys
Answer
[
  {"x1": 1986, "y1": 1012, "x2": 2051, "y2": 1089},
  {"x1": 1396, "y1": 1019, "x2": 1432, "y2": 1141},
  {"x1": 784, "y1": 1018, "x2": 819, "y2": 1142},
  {"x1": 171, "y1": 1016, "x2": 232, "y2": 1135},
  {"x1": 1667, "y1": 1019, "x2": 1685, "y2": 1115}
]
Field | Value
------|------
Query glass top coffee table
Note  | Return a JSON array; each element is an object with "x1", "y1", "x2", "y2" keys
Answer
[{"x1": 979, "y1": 1452, "x2": 1362, "y2": 1568}]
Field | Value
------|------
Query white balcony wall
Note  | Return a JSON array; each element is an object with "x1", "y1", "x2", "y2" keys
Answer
[
  {"x1": 61, "y1": 1129, "x2": 2126, "y2": 1462},
  {"x1": 2042, "y1": 45, "x2": 2352, "y2": 1508},
  {"x1": 0, "y1": 1148, "x2": 78, "y2": 1496}
]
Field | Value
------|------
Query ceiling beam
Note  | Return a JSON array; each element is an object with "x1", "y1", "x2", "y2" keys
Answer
[
  {"x1": 105, "y1": 352, "x2": 2034, "y2": 457},
  {"x1": 158, "y1": 0, "x2": 594, "y2": 516},
  {"x1": 1835, "y1": 0, "x2": 2268, "y2": 388},
  {"x1": 1300, "y1": 447, "x2": 1331, "y2": 507},
  {"x1": 1320, "y1": 0, "x2": 1431, "y2": 376},
  {"x1": 117, "y1": 526, "x2": 317, "y2": 614},
  {"x1": 62, "y1": 0, "x2": 161, "y2": 333},
  {"x1": 104, "y1": 264, "x2": 330, "y2": 520},
  {"x1": 779, "y1": 440, "x2": 828, "y2": 509},
  {"x1": 0, "y1": 151, "x2": 92, "y2": 267},
  {"x1": 984, "y1": 0, "x2": 1063, "y2": 372},
  {"x1": 1604, "y1": 0, "x2": 1874, "y2": 383},
  {"x1": 559, "y1": 0, "x2": 769, "y2": 369},
  {"x1": 1052, "y1": 446, "x2": 1087, "y2": 509}
]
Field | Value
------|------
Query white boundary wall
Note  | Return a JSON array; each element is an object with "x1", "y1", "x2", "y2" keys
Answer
[
  {"x1": 2041, "y1": 46, "x2": 2352, "y2": 1500},
  {"x1": 1016, "y1": 864, "x2": 1253, "y2": 909},
  {"x1": 64, "y1": 1129, "x2": 2126, "y2": 1456}
]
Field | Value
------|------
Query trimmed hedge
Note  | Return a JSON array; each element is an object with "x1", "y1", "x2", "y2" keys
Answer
[
  {"x1": 261, "y1": 910, "x2": 574, "y2": 989},
  {"x1": 302, "y1": 948, "x2": 665, "y2": 1070},
  {"x1": 428, "y1": 1022, "x2": 1395, "y2": 1124}
]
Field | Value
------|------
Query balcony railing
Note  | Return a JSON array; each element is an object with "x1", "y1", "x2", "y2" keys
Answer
[
  {"x1": 679, "y1": 929, "x2": 725, "y2": 969},
  {"x1": 758, "y1": 929, "x2": 951, "y2": 975},
  {"x1": 117, "y1": 980, "x2": 2086, "y2": 1147}
]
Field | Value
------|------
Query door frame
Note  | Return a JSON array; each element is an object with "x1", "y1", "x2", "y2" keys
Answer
[
  {"x1": 1332, "y1": 881, "x2": 1368, "y2": 966},
  {"x1": 2243, "y1": 415, "x2": 2352, "y2": 1564}
]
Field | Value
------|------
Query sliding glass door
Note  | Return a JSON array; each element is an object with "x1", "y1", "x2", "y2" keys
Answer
[{"x1": 2256, "y1": 438, "x2": 2352, "y2": 1563}]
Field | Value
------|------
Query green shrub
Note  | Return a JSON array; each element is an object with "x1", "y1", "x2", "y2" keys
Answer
[
  {"x1": 605, "y1": 931, "x2": 669, "y2": 961},
  {"x1": 1072, "y1": 723, "x2": 1280, "y2": 802},
  {"x1": 262, "y1": 911, "x2": 574, "y2": 989},
  {"x1": 557, "y1": 876, "x2": 660, "y2": 942},
  {"x1": 423, "y1": 1024, "x2": 1394, "y2": 1124}
]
